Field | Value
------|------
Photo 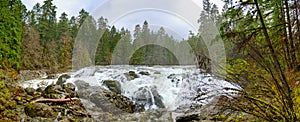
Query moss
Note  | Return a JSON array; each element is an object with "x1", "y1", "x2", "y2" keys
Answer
[
  {"x1": 0, "y1": 81, "x2": 12, "y2": 112},
  {"x1": 293, "y1": 86, "x2": 300, "y2": 118},
  {"x1": 0, "y1": 81, "x2": 5, "y2": 88},
  {"x1": 25, "y1": 103, "x2": 55, "y2": 118},
  {"x1": 0, "y1": 81, "x2": 11, "y2": 99}
]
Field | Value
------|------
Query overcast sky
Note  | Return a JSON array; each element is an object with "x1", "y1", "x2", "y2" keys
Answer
[{"x1": 21, "y1": 0, "x2": 224, "y2": 39}]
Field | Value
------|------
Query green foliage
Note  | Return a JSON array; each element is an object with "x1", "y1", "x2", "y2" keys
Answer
[
  {"x1": 0, "y1": 0, "x2": 23, "y2": 70},
  {"x1": 293, "y1": 86, "x2": 300, "y2": 118},
  {"x1": 227, "y1": 59, "x2": 249, "y2": 75},
  {"x1": 94, "y1": 20, "x2": 183, "y2": 66},
  {"x1": 220, "y1": 0, "x2": 300, "y2": 121},
  {"x1": 21, "y1": 26, "x2": 43, "y2": 69},
  {"x1": 130, "y1": 44, "x2": 179, "y2": 65}
]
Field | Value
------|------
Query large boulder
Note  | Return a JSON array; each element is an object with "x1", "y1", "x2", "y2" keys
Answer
[
  {"x1": 124, "y1": 71, "x2": 139, "y2": 80},
  {"x1": 74, "y1": 80, "x2": 90, "y2": 89},
  {"x1": 75, "y1": 80, "x2": 135, "y2": 114},
  {"x1": 24, "y1": 103, "x2": 54, "y2": 118},
  {"x1": 139, "y1": 71, "x2": 150, "y2": 76},
  {"x1": 132, "y1": 86, "x2": 165, "y2": 109},
  {"x1": 89, "y1": 90, "x2": 135, "y2": 114},
  {"x1": 42, "y1": 84, "x2": 64, "y2": 99},
  {"x1": 102, "y1": 80, "x2": 121, "y2": 94},
  {"x1": 175, "y1": 112, "x2": 203, "y2": 122},
  {"x1": 56, "y1": 74, "x2": 71, "y2": 85},
  {"x1": 42, "y1": 83, "x2": 77, "y2": 99}
]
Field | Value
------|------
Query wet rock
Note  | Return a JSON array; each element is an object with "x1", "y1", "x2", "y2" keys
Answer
[
  {"x1": 43, "y1": 84, "x2": 64, "y2": 99},
  {"x1": 88, "y1": 90, "x2": 135, "y2": 114},
  {"x1": 139, "y1": 71, "x2": 150, "y2": 76},
  {"x1": 76, "y1": 87, "x2": 95, "y2": 99},
  {"x1": 25, "y1": 103, "x2": 54, "y2": 118},
  {"x1": 62, "y1": 83, "x2": 76, "y2": 91},
  {"x1": 175, "y1": 112, "x2": 203, "y2": 122},
  {"x1": 74, "y1": 81, "x2": 95, "y2": 99},
  {"x1": 25, "y1": 87, "x2": 35, "y2": 96},
  {"x1": 124, "y1": 71, "x2": 139, "y2": 80},
  {"x1": 153, "y1": 71, "x2": 161, "y2": 74},
  {"x1": 134, "y1": 103, "x2": 145, "y2": 112},
  {"x1": 44, "y1": 84, "x2": 64, "y2": 94},
  {"x1": 102, "y1": 80, "x2": 121, "y2": 94},
  {"x1": 36, "y1": 87, "x2": 45, "y2": 93},
  {"x1": 132, "y1": 86, "x2": 165, "y2": 109},
  {"x1": 104, "y1": 91, "x2": 135, "y2": 113},
  {"x1": 75, "y1": 81, "x2": 135, "y2": 114},
  {"x1": 167, "y1": 74, "x2": 175, "y2": 79},
  {"x1": 56, "y1": 74, "x2": 71, "y2": 85},
  {"x1": 74, "y1": 80, "x2": 90, "y2": 89},
  {"x1": 62, "y1": 83, "x2": 78, "y2": 97}
]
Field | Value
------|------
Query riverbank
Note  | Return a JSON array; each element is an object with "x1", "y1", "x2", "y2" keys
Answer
[{"x1": 1, "y1": 66, "x2": 246, "y2": 121}]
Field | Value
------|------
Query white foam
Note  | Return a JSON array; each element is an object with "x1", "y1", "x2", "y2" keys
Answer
[{"x1": 20, "y1": 65, "x2": 241, "y2": 111}]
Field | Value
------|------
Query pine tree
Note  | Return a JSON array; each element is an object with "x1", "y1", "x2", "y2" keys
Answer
[{"x1": 0, "y1": 0, "x2": 23, "y2": 70}]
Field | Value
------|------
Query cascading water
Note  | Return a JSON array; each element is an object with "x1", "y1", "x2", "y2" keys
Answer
[{"x1": 20, "y1": 65, "x2": 241, "y2": 112}]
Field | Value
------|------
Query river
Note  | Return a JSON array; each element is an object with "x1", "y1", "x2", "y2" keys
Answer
[{"x1": 20, "y1": 65, "x2": 241, "y2": 113}]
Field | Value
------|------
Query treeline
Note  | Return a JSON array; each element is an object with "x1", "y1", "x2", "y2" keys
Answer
[{"x1": 1, "y1": 0, "x2": 209, "y2": 72}]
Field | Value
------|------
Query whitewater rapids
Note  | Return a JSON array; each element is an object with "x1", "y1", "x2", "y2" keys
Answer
[{"x1": 20, "y1": 65, "x2": 241, "y2": 111}]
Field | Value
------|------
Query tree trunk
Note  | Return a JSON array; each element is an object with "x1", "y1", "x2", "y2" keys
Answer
[
  {"x1": 284, "y1": 0, "x2": 297, "y2": 68},
  {"x1": 254, "y1": 0, "x2": 297, "y2": 121}
]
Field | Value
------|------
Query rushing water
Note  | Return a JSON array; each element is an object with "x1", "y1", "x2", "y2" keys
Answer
[{"x1": 20, "y1": 65, "x2": 241, "y2": 111}]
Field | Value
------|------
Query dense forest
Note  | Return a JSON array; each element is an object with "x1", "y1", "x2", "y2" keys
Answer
[{"x1": 1, "y1": 0, "x2": 300, "y2": 121}]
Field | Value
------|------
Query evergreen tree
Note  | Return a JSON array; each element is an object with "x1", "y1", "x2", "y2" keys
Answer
[
  {"x1": 0, "y1": 0, "x2": 23, "y2": 69},
  {"x1": 112, "y1": 27, "x2": 132, "y2": 64},
  {"x1": 38, "y1": 0, "x2": 57, "y2": 45},
  {"x1": 69, "y1": 16, "x2": 78, "y2": 38},
  {"x1": 58, "y1": 12, "x2": 70, "y2": 38}
]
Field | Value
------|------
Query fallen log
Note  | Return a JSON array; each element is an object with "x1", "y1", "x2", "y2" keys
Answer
[{"x1": 31, "y1": 97, "x2": 79, "y2": 103}]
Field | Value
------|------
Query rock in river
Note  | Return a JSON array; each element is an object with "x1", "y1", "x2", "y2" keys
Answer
[
  {"x1": 56, "y1": 74, "x2": 71, "y2": 85},
  {"x1": 102, "y1": 80, "x2": 121, "y2": 94}
]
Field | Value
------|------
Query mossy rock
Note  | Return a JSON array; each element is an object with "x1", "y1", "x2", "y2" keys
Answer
[
  {"x1": 25, "y1": 87, "x2": 36, "y2": 96},
  {"x1": 0, "y1": 81, "x2": 12, "y2": 112},
  {"x1": 139, "y1": 71, "x2": 150, "y2": 76},
  {"x1": 44, "y1": 84, "x2": 59, "y2": 94},
  {"x1": 88, "y1": 90, "x2": 135, "y2": 114},
  {"x1": 0, "y1": 81, "x2": 11, "y2": 95},
  {"x1": 56, "y1": 74, "x2": 71, "y2": 85},
  {"x1": 25, "y1": 103, "x2": 54, "y2": 118},
  {"x1": 102, "y1": 80, "x2": 121, "y2": 94},
  {"x1": 103, "y1": 91, "x2": 135, "y2": 113},
  {"x1": 124, "y1": 71, "x2": 139, "y2": 80}
]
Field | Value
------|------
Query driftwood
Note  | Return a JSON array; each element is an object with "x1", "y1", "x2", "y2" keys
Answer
[{"x1": 31, "y1": 97, "x2": 79, "y2": 103}]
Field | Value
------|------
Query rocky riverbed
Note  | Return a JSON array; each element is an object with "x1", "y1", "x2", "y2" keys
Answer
[{"x1": 1, "y1": 66, "x2": 242, "y2": 121}]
